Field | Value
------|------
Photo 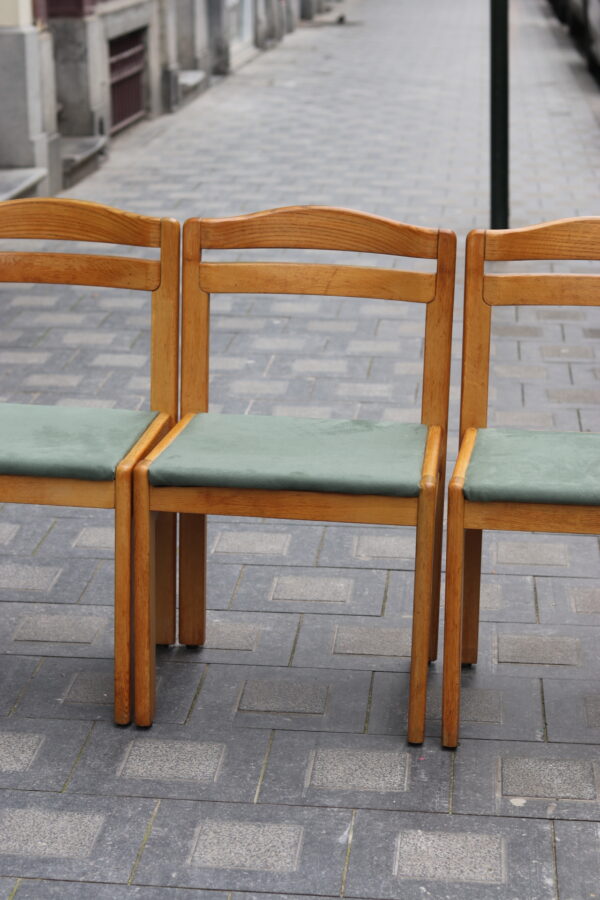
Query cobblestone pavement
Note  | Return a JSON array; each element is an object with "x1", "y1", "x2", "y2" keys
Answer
[{"x1": 1, "y1": 0, "x2": 600, "y2": 896}]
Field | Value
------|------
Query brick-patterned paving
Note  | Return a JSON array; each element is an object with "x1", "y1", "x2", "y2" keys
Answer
[{"x1": 0, "y1": 0, "x2": 599, "y2": 896}]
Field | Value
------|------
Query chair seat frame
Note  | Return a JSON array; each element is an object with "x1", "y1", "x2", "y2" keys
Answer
[
  {"x1": 134, "y1": 207, "x2": 456, "y2": 742},
  {"x1": 0, "y1": 198, "x2": 179, "y2": 724},
  {"x1": 442, "y1": 219, "x2": 600, "y2": 748}
]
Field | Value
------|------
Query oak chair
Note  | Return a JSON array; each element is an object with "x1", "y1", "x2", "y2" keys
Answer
[
  {"x1": 442, "y1": 217, "x2": 600, "y2": 748},
  {"x1": 134, "y1": 206, "x2": 456, "y2": 740},
  {"x1": 0, "y1": 198, "x2": 179, "y2": 725}
]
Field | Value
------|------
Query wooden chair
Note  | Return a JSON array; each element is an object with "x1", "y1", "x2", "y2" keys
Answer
[
  {"x1": 442, "y1": 218, "x2": 600, "y2": 748},
  {"x1": 134, "y1": 206, "x2": 456, "y2": 740},
  {"x1": 0, "y1": 198, "x2": 179, "y2": 725}
]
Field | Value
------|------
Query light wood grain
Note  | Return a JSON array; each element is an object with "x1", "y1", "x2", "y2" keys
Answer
[
  {"x1": 0, "y1": 197, "x2": 162, "y2": 245},
  {"x1": 197, "y1": 206, "x2": 440, "y2": 257},
  {"x1": 484, "y1": 273, "x2": 600, "y2": 307},
  {"x1": 134, "y1": 207, "x2": 456, "y2": 734},
  {"x1": 149, "y1": 484, "x2": 420, "y2": 524},
  {"x1": 0, "y1": 199, "x2": 180, "y2": 727},
  {"x1": 199, "y1": 262, "x2": 435, "y2": 301},
  {"x1": 0, "y1": 253, "x2": 160, "y2": 290},
  {"x1": 485, "y1": 216, "x2": 600, "y2": 260},
  {"x1": 442, "y1": 216, "x2": 600, "y2": 748}
]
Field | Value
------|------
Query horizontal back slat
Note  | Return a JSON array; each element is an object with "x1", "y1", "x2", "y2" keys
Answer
[
  {"x1": 484, "y1": 273, "x2": 600, "y2": 306},
  {"x1": 0, "y1": 252, "x2": 161, "y2": 291},
  {"x1": 199, "y1": 262, "x2": 436, "y2": 301},
  {"x1": 197, "y1": 207, "x2": 439, "y2": 259},
  {"x1": 485, "y1": 218, "x2": 600, "y2": 260},
  {"x1": 0, "y1": 198, "x2": 161, "y2": 247}
]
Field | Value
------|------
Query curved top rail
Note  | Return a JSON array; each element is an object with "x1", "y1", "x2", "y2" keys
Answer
[
  {"x1": 0, "y1": 198, "x2": 163, "y2": 247},
  {"x1": 484, "y1": 217, "x2": 600, "y2": 261},
  {"x1": 191, "y1": 206, "x2": 440, "y2": 259}
]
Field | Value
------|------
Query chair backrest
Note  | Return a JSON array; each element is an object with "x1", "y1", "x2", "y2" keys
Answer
[
  {"x1": 0, "y1": 198, "x2": 179, "y2": 418},
  {"x1": 461, "y1": 218, "x2": 600, "y2": 438},
  {"x1": 182, "y1": 206, "x2": 456, "y2": 426}
]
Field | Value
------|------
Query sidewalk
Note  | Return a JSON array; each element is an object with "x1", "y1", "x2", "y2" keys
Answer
[{"x1": 0, "y1": 0, "x2": 599, "y2": 896}]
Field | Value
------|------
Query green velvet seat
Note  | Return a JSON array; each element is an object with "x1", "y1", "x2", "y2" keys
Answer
[
  {"x1": 0, "y1": 404, "x2": 158, "y2": 481},
  {"x1": 464, "y1": 428, "x2": 600, "y2": 506},
  {"x1": 148, "y1": 413, "x2": 428, "y2": 496}
]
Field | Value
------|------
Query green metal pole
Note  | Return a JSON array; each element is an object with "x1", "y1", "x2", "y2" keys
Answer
[{"x1": 491, "y1": 0, "x2": 509, "y2": 228}]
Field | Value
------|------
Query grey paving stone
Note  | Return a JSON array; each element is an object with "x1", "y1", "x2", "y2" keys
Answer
[
  {"x1": 495, "y1": 541, "x2": 570, "y2": 567},
  {"x1": 0, "y1": 656, "x2": 40, "y2": 717},
  {"x1": 543, "y1": 679, "x2": 600, "y2": 744},
  {"x1": 0, "y1": 791, "x2": 154, "y2": 881},
  {"x1": 13, "y1": 614, "x2": 107, "y2": 644},
  {"x1": 0, "y1": 563, "x2": 60, "y2": 592},
  {"x1": 35, "y1": 515, "x2": 115, "y2": 561},
  {"x1": 167, "y1": 611, "x2": 298, "y2": 667},
  {"x1": 74, "y1": 527, "x2": 114, "y2": 550},
  {"x1": 346, "y1": 810, "x2": 555, "y2": 899},
  {"x1": 213, "y1": 531, "x2": 290, "y2": 555},
  {"x1": 192, "y1": 820, "x2": 303, "y2": 871},
  {"x1": 311, "y1": 748, "x2": 410, "y2": 793},
  {"x1": 231, "y1": 565, "x2": 388, "y2": 616},
  {"x1": 134, "y1": 800, "x2": 351, "y2": 893},
  {"x1": 554, "y1": 821, "x2": 600, "y2": 900},
  {"x1": 15, "y1": 657, "x2": 203, "y2": 724},
  {"x1": 492, "y1": 409, "x2": 555, "y2": 428},
  {"x1": 258, "y1": 731, "x2": 450, "y2": 812},
  {"x1": 0, "y1": 809, "x2": 103, "y2": 858},
  {"x1": 0, "y1": 524, "x2": 19, "y2": 546},
  {"x1": 368, "y1": 671, "x2": 545, "y2": 742},
  {"x1": 239, "y1": 680, "x2": 328, "y2": 714},
  {"x1": 318, "y1": 526, "x2": 416, "y2": 570},
  {"x1": 537, "y1": 576, "x2": 600, "y2": 626},
  {"x1": 209, "y1": 523, "x2": 323, "y2": 566},
  {"x1": 491, "y1": 623, "x2": 600, "y2": 680},
  {"x1": 204, "y1": 621, "x2": 259, "y2": 651},
  {"x1": 394, "y1": 830, "x2": 506, "y2": 883},
  {"x1": 0, "y1": 880, "x2": 15, "y2": 900},
  {"x1": 497, "y1": 634, "x2": 580, "y2": 666},
  {"x1": 122, "y1": 740, "x2": 223, "y2": 781},
  {"x1": 454, "y1": 741, "x2": 600, "y2": 820},
  {"x1": 502, "y1": 757, "x2": 596, "y2": 800},
  {"x1": 0, "y1": 732, "x2": 43, "y2": 772},
  {"x1": 189, "y1": 664, "x2": 370, "y2": 733},
  {"x1": 12, "y1": 883, "x2": 223, "y2": 898},
  {"x1": 274, "y1": 574, "x2": 353, "y2": 604},
  {"x1": 292, "y1": 616, "x2": 413, "y2": 672},
  {"x1": 67, "y1": 722, "x2": 270, "y2": 802},
  {"x1": 333, "y1": 625, "x2": 411, "y2": 657}
]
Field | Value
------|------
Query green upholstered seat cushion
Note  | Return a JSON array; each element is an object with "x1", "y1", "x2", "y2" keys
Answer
[
  {"x1": 0, "y1": 404, "x2": 158, "y2": 481},
  {"x1": 464, "y1": 428, "x2": 600, "y2": 505},
  {"x1": 148, "y1": 413, "x2": 428, "y2": 496}
]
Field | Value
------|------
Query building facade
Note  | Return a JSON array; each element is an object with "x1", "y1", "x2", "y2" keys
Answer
[{"x1": 0, "y1": 0, "x2": 328, "y2": 198}]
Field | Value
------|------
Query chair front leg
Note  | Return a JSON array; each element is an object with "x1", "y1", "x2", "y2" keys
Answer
[
  {"x1": 407, "y1": 479, "x2": 437, "y2": 744},
  {"x1": 442, "y1": 482, "x2": 466, "y2": 748},
  {"x1": 114, "y1": 471, "x2": 133, "y2": 725},
  {"x1": 178, "y1": 512, "x2": 207, "y2": 647},
  {"x1": 462, "y1": 528, "x2": 483, "y2": 664},
  {"x1": 428, "y1": 463, "x2": 445, "y2": 662},
  {"x1": 133, "y1": 463, "x2": 156, "y2": 726}
]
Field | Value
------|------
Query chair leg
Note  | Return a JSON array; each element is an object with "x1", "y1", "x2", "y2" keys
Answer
[
  {"x1": 428, "y1": 469, "x2": 445, "y2": 662},
  {"x1": 442, "y1": 484, "x2": 465, "y2": 748},
  {"x1": 178, "y1": 512, "x2": 207, "y2": 646},
  {"x1": 133, "y1": 464, "x2": 156, "y2": 726},
  {"x1": 154, "y1": 512, "x2": 177, "y2": 645},
  {"x1": 407, "y1": 482, "x2": 436, "y2": 744},
  {"x1": 114, "y1": 473, "x2": 133, "y2": 725},
  {"x1": 462, "y1": 529, "x2": 482, "y2": 664}
]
